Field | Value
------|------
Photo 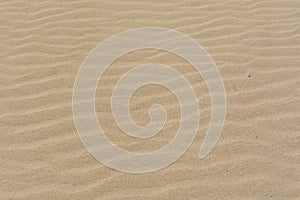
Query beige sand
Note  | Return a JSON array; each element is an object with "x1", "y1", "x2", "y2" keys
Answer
[{"x1": 1, "y1": 0, "x2": 300, "y2": 199}]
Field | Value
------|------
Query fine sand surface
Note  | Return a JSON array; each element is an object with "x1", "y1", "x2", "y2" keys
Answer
[{"x1": 1, "y1": 0, "x2": 300, "y2": 199}]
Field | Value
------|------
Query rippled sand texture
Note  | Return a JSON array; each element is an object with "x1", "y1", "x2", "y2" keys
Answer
[{"x1": 1, "y1": 0, "x2": 300, "y2": 199}]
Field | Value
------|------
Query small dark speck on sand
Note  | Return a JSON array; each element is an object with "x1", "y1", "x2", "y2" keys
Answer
[{"x1": 248, "y1": 74, "x2": 251, "y2": 78}]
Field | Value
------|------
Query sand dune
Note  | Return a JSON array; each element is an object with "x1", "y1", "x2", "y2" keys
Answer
[{"x1": 1, "y1": 0, "x2": 300, "y2": 199}]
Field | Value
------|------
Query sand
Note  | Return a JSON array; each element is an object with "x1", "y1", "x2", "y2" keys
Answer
[{"x1": 1, "y1": 0, "x2": 300, "y2": 199}]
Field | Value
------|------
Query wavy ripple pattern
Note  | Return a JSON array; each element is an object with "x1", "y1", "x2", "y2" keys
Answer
[{"x1": 1, "y1": 0, "x2": 300, "y2": 199}]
